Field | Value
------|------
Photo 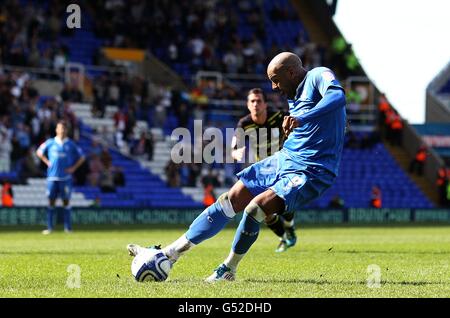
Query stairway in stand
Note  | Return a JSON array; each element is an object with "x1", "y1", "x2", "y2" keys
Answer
[{"x1": 384, "y1": 142, "x2": 440, "y2": 206}]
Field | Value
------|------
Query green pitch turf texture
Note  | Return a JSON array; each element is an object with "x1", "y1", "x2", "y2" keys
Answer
[{"x1": 0, "y1": 224, "x2": 449, "y2": 298}]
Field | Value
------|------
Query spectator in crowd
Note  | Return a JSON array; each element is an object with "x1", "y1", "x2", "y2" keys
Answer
[
  {"x1": 131, "y1": 131, "x2": 154, "y2": 161},
  {"x1": 88, "y1": 153, "x2": 103, "y2": 186},
  {"x1": 446, "y1": 178, "x2": 450, "y2": 209},
  {"x1": 89, "y1": 139, "x2": 103, "y2": 157},
  {"x1": 113, "y1": 108, "x2": 128, "y2": 149},
  {"x1": 60, "y1": 83, "x2": 83, "y2": 103},
  {"x1": 114, "y1": 166, "x2": 125, "y2": 187},
  {"x1": 100, "y1": 145, "x2": 113, "y2": 168},
  {"x1": 1, "y1": 179, "x2": 14, "y2": 207},
  {"x1": 89, "y1": 196, "x2": 101, "y2": 208},
  {"x1": 0, "y1": 129, "x2": 12, "y2": 172},
  {"x1": 378, "y1": 93, "x2": 390, "y2": 134},
  {"x1": 99, "y1": 163, "x2": 116, "y2": 193},
  {"x1": 384, "y1": 109, "x2": 402, "y2": 145},
  {"x1": 20, "y1": 147, "x2": 45, "y2": 179},
  {"x1": 187, "y1": 163, "x2": 202, "y2": 187},
  {"x1": 203, "y1": 183, "x2": 216, "y2": 207},
  {"x1": 201, "y1": 169, "x2": 221, "y2": 188},
  {"x1": 165, "y1": 161, "x2": 180, "y2": 188},
  {"x1": 53, "y1": 47, "x2": 67, "y2": 71},
  {"x1": 409, "y1": 145, "x2": 427, "y2": 176},
  {"x1": 370, "y1": 185, "x2": 382, "y2": 209},
  {"x1": 436, "y1": 166, "x2": 448, "y2": 207},
  {"x1": 328, "y1": 195, "x2": 345, "y2": 209},
  {"x1": 99, "y1": 126, "x2": 115, "y2": 146},
  {"x1": 389, "y1": 112, "x2": 403, "y2": 146}
]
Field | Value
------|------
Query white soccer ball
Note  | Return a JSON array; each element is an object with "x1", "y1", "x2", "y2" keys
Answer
[{"x1": 131, "y1": 248, "x2": 172, "y2": 282}]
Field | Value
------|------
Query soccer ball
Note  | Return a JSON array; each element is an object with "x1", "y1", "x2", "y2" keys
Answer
[{"x1": 131, "y1": 247, "x2": 172, "y2": 282}]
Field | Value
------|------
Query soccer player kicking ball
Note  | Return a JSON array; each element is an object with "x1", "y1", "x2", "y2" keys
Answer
[
  {"x1": 128, "y1": 52, "x2": 347, "y2": 282},
  {"x1": 231, "y1": 88, "x2": 296, "y2": 252},
  {"x1": 36, "y1": 120, "x2": 85, "y2": 234}
]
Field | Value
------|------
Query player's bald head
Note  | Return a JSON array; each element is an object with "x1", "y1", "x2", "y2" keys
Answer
[
  {"x1": 267, "y1": 52, "x2": 306, "y2": 99},
  {"x1": 267, "y1": 52, "x2": 303, "y2": 74}
]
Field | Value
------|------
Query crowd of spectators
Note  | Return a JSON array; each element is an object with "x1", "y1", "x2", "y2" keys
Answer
[
  {"x1": 0, "y1": 0, "x2": 71, "y2": 70},
  {"x1": 0, "y1": 68, "x2": 128, "y2": 196},
  {"x1": 0, "y1": 69, "x2": 77, "y2": 180},
  {"x1": 88, "y1": 0, "x2": 312, "y2": 74},
  {"x1": 1, "y1": 0, "x2": 329, "y2": 82}
]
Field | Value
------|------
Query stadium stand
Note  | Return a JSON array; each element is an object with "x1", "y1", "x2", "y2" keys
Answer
[
  {"x1": 0, "y1": 0, "x2": 436, "y2": 209},
  {"x1": 71, "y1": 104, "x2": 203, "y2": 208}
]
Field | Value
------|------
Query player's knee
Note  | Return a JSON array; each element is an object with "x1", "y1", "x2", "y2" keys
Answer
[
  {"x1": 226, "y1": 187, "x2": 245, "y2": 213},
  {"x1": 217, "y1": 192, "x2": 236, "y2": 218},
  {"x1": 244, "y1": 202, "x2": 266, "y2": 223}
]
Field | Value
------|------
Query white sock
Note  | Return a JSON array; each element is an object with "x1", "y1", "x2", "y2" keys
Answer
[
  {"x1": 283, "y1": 219, "x2": 294, "y2": 228},
  {"x1": 223, "y1": 250, "x2": 245, "y2": 272},
  {"x1": 162, "y1": 234, "x2": 195, "y2": 264}
]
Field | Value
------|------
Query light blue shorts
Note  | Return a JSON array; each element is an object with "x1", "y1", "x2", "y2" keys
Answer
[
  {"x1": 47, "y1": 179, "x2": 73, "y2": 201},
  {"x1": 236, "y1": 150, "x2": 335, "y2": 212}
]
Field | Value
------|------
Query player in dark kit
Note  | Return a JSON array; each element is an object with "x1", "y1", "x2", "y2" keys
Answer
[{"x1": 231, "y1": 88, "x2": 297, "y2": 252}]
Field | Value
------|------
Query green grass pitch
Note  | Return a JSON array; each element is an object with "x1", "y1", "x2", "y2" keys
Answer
[{"x1": 0, "y1": 224, "x2": 449, "y2": 297}]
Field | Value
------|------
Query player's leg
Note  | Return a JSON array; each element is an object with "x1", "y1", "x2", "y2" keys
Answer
[
  {"x1": 43, "y1": 181, "x2": 57, "y2": 234},
  {"x1": 62, "y1": 179, "x2": 73, "y2": 233},
  {"x1": 265, "y1": 213, "x2": 291, "y2": 252},
  {"x1": 206, "y1": 188, "x2": 285, "y2": 282},
  {"x1": 276, "y1": 211, "x2": 297, "y2": 252},
  {"x1": 128, "y1": 180, "x2": 254, "y2": 262},
  {"x1": 208, "y1": 162, "x2": 335, "y2": 281}
]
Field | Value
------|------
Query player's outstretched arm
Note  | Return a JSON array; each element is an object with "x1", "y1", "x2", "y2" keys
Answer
[{"x1": 296, "y1": 87, "x2": 346, "y2": 124}]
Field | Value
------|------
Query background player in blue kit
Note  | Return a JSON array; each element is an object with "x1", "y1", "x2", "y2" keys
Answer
[
  {"x1": 127, "y1": 52, "x2": 347, "y2": 282},
  {"x1": 36, "y1": 120, "x2": 85, "y2": 235}
]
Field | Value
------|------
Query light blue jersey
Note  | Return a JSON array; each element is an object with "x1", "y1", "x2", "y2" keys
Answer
[
  {"x1": 237, "y1": 67, "x2": 346, "y2": 212},
  {"x1": 284, "y1": 67, "x2": 346, "y2": 176},
  {"x1": 37, "y1": 138, "x2": 84, "y2": 181}
]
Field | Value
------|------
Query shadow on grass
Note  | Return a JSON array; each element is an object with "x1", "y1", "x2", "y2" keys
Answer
[
  {"x1": 333, "y1": 250, "x2": 450, "y2": 255},
  {"x1": 243, "y1": 278, "x2": 447, "y2": 286},
  {"x1": 0, "y1": 251, "x2": 113, "y2": 255}
]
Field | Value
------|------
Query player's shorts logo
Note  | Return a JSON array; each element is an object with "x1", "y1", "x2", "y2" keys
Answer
[{"x1": 283, "y1": 175, "x2": 305, "y2": 192}]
